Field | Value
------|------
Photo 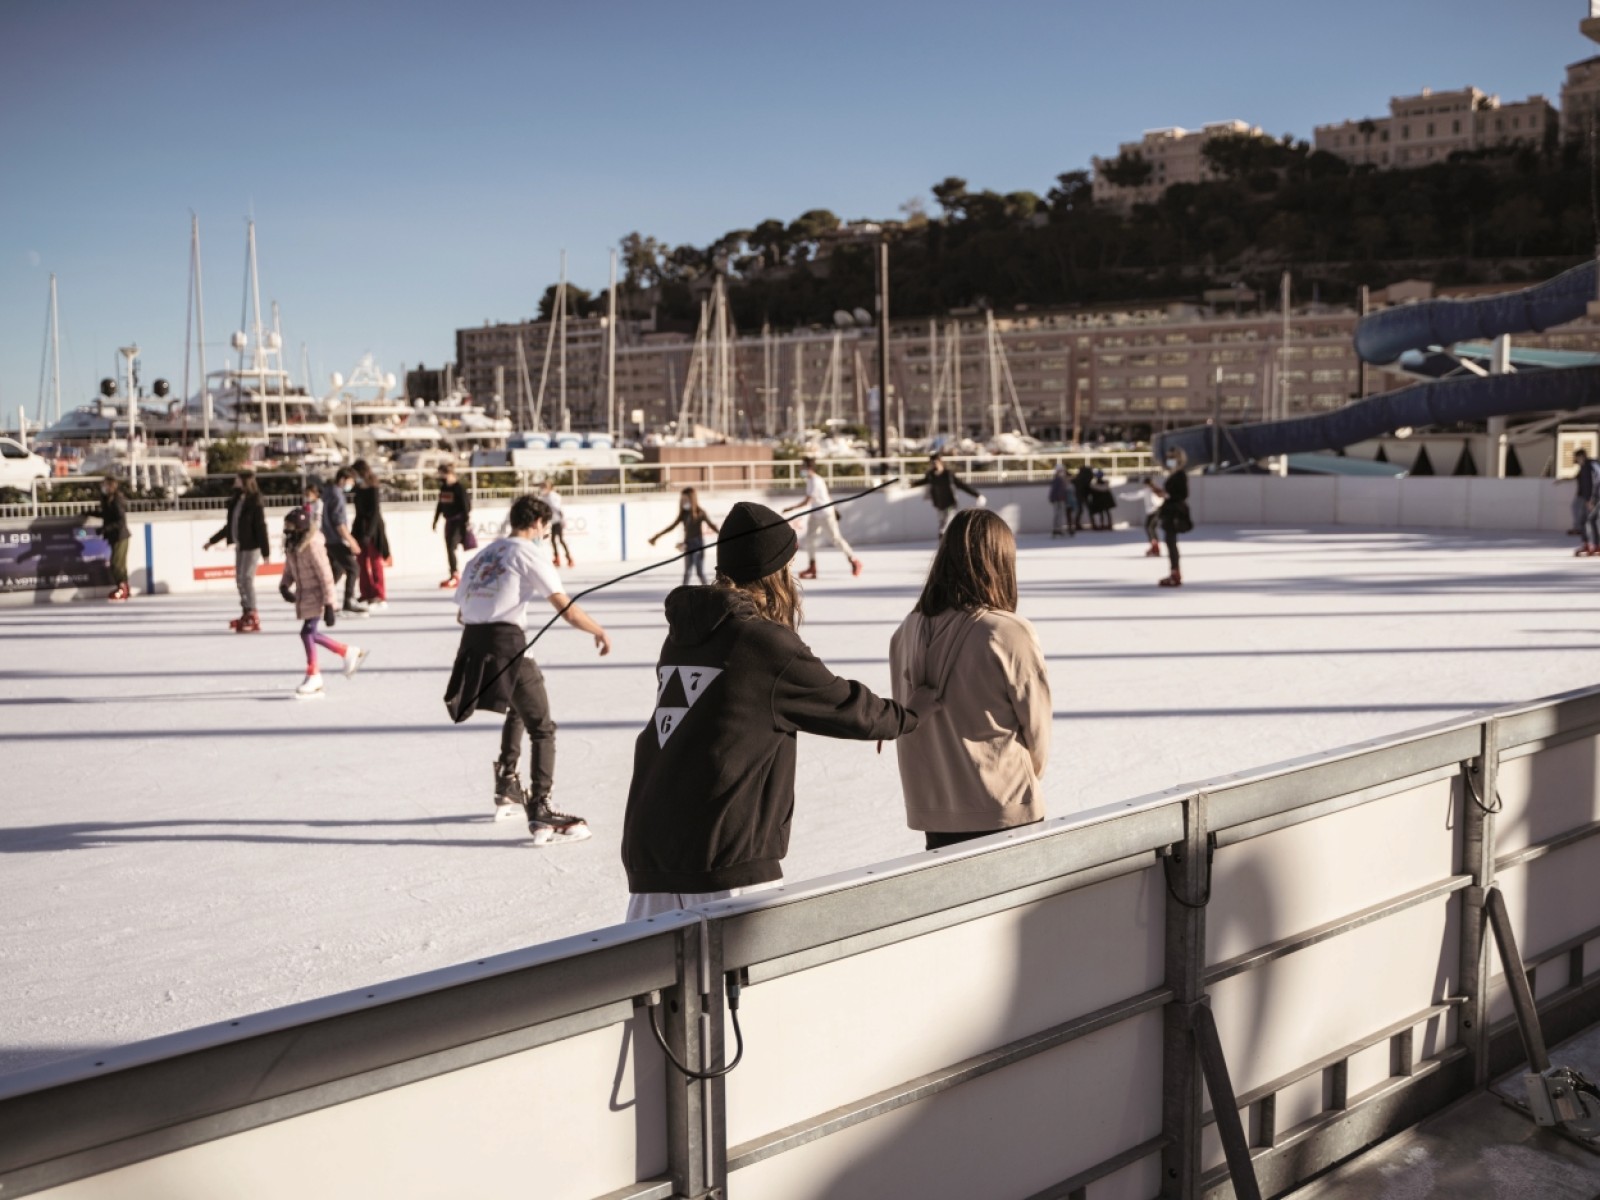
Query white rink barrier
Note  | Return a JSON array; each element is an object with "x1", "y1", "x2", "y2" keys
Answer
[
  {"x1": 5, "y1": 686, "x2": 1600, "y2": 1199},
  {"x1": 1188, "y1": 473, "x2": 1580, "y2": 533}
]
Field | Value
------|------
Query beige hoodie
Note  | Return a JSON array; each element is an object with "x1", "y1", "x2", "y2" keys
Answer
[{"x1": 889, "y1": 607, "x2": 1051, "y2": 832}]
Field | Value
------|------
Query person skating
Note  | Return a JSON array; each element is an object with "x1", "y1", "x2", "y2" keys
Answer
[
  {"x1": 1047, "y1": 464, "x2": 1077, "y2": 538},
  {"x1": 890, "y1": 509, "x2": 1050, "y2": 850},
  {"x1": 620, "y1": 501, "x2": 924, "y2": 919},
  {"x1": 1576, "y1": 448, "x2": 1600, "y2": 556},
  {"x1": 350, "y1": 460, "x2": 389, "y2": 609},
  {"x1": 540, "y1": 478, "x2": 573, "y2": 568},
  {"x1": 1088, "y1": 469, "x2": 1116, "y2": 530},
  {"x1": 97, "y1": 477, "x2": 131, "y2": 601},
  {"x1": 279, "y1": 507, "x2": 368, "y2": 699},
  {"x1": 433, "y1": 463, "x2": 473, "y2": 587},
  {"x1": 1071, "y1": 465, "x2": 1094, "y2": 533},
  {"x1": 781, "y1": 457, "x2": 862, "y2": 578},
  {"x1": 1158, "y1": 448, "x2": 1191, "y2": 587},
  {"x1": 204, "y1": 470, "x2": 270, "y2": 631},
  {"x1": 1120, "y1": 477, "x2": 1165, "y2": 556},
  {"x1": 649, "y1": 487, "x2": 720, "y2": 585},
  {"x1": 315, "y1": 468, "x2": 366, "y2": 615},
  {"x1": 910, "y1": 450, "x2": 983, "y2": 537},
  {"x1": 445, "y1": 494, "x2": 611, "y2": 842}
]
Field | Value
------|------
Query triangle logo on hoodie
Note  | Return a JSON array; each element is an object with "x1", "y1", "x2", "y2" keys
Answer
[{"x1": 653, "y1": 665, "x2": 724, "y2": 746}]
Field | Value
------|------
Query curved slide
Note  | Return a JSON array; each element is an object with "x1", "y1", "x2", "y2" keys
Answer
[{"x1": 1158, "y1": 259, "x2": 1600, "y2": 468}]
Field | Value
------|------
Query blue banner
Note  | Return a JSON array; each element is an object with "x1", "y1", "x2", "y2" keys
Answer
[{"x1": 0, "y1": 517, "x2": 113, "y2": 593}]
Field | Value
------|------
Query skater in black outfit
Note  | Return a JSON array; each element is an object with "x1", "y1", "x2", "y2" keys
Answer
[
  {"x1": 1088, "y1": 469, "x2": 1116, "y2": 530},
  {"x1": 1158, "y1": 448, "x2": 1191, "y2": 588},
  {"x1": 910, "y1": 451, "x2": 983, "y2": 536},
  {"x1": 205, "y1": 471, "x2": 270, "y2": 631},
  {"x1": 621, "y1": 501, "x2": 928, "y2": 920},
  {"x1": 97, "y1": 477, "x2": 131, "y2": 601},
  {"x1": 1071, "y1": 465, "x2": 1094, "y2": 533},
  {"x1": 315, "y1": 469, "x2": 365, "y2": 614},
  {"x1": 649, "y1": 487, "x2": 720, "y2": 585},
  {"x1": 433, "y1": 464, "x2": 473, "y2": 588}
]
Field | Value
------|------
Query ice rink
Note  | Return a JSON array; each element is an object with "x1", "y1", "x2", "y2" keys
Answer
[{"x1": 4, "y1": 523, "x2": 1598, "y2": 1077}]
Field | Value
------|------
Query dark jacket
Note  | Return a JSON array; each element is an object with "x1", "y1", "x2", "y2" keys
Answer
[
  {"x1": 352, "y1": 485, "x2": 389, "y2": 557},
  {"x1": 1580, "y1": 460, "x2": 1597, "y2": 503},
  {"x1": 433, "y1": 480, "x2": 472, "y2": 528},
  {"x1": 1159, "y1": 469, "x2": 1191, "y2": 530},
  {"x1": 444, "y1": 622, "x2": 526, "y2": 724},
  {"x1": 209, "y1": 492, "x2": 270, "y2": 556},
  {"x1": 622, "y1": 587, "x2": 917, "y2": 894},
  {"x1": 911, "y1": 467, "x2": 980, "y2": 510},
  {"x1": 98, "y1": 493, "x2": 128, "y2": 544}
]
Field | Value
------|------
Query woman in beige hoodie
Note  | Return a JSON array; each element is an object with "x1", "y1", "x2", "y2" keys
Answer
[{"x1": 889, "y1": 509, "x2": 1050, "y2": 849}]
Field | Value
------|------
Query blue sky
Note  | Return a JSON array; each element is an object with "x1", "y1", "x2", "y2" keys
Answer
[{"x1": 0, "y1": 0, "x2": 1584, "y2": 420}]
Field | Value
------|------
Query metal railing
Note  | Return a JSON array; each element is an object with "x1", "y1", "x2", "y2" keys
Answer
[
  {"x1": 9, "y1": 686, "x2": 1597, "y2": 1199},
  {"x1": 0, "y1": 452, "x2": 1154, "y2": 522}
]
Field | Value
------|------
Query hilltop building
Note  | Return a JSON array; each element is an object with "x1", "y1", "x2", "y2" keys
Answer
[
  {"x1": 1090, "y1": 121, "x2": 1267, "y2": 209},
  {"x1": 1313, "y1": 86, "x2": 1556, "y2": 167}
]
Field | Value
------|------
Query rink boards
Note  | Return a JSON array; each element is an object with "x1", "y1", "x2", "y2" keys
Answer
[{"x1": 5, "y1": 687, "x2": 1600, "y2": 1199}]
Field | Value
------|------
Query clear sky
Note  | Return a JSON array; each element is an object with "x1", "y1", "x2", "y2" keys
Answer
[{"x1": 0, "y1": 0, "x2": 1584, "y2": 421}]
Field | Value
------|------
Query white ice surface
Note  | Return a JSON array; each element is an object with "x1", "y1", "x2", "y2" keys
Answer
[{"x1": 3, "y1": 525, "x2": 1597, "y2": 1076}]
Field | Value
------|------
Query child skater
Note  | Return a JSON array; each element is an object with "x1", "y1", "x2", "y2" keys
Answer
[
  {"x1": 1120, "y1": 476, "x2": 1166, "y2": 557},
  {"x1": 620, "y1": 501, "x2": 932, "y2": 920},
  {"x1": 280, "y1": 507, "x2": 368, "y2": 699},
  {"x1": 649, "y1": 487, "x2": 720, "y2": 585}
]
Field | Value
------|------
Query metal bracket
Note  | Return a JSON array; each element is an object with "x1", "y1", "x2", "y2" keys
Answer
[{"x1": 1185, "y1": 999, "x2": 1263, "y2": 1200}]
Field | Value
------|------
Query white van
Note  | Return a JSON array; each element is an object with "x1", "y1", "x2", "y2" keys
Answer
[{"x1": 0, "y1": 437, "x2": 50, "y2": 490}]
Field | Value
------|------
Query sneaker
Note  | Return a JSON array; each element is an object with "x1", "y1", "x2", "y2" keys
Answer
[
  {"x1": 528, "y1": 800, "x2": 591, "y2": 845},
  {"x1": 343, "y1": 600, "x2": 370, "y2": 617},
  {"x1": 439, "y1": 574, "x2": 459, "y2": 589},
  {"x1": 493, "y1": 762, "x2": 527, "y2": 819},
  {"x1": 368, "y1": 600, "x2": 388, "y2": 612},
  {"x1": 293, "y1": 673, "x2": 325, "y2": 699},
  {"x1": 798, "y1": 564, "x2": 818, "y2": 580},
  {"x1": 342, "y1": 647, "x2": 368, "y2": 678},
  {"x1": 851, "y1": 559, "x2": 864, "y2": 577}
]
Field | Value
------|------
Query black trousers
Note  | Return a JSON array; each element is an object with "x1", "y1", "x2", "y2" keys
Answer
[
  {"x1": 500, "y1": 658, "x2": 557, "y2": 800},
  {"x1": 326, "y1": 540, "x2": 358, "y2": 605},
  {"x1": 1165, "y1": 526, "x2": 1181, "y2": 571},
  {"x1": 924, "y1": 820, "x2": 1041, "y2": 851},
  {"x1": 443, "y1": 520, "x2": 465, "y2": 575}
]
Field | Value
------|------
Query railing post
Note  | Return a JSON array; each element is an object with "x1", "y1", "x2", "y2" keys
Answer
[
  {"x1": 1458, "y1": 717, "x2": 1500, "y2": 1087},
  {"x1": 1161, "y1": 793, "x2": 1210, "y2": 1200},
  {"x1": 663, "y1": 920, "x2": 728, "y2": 1200}
]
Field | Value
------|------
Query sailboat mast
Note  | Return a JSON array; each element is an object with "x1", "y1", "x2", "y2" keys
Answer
[
  {"x1": 927, "y1": 318, "x2": 938, "y2": 443},
  {"x1": 247, "y1": 221, "x2": 268, "y2": 439},
  {"x1": 558, "y1": 250, "x2": 568, "y2": 433},
  {"x1": 606, "y1": 250, "x2": 617, "y2": 439},
  {"x1": 49, "y1": 273, "x2": 61, "y2": 423},
  {"x1": 985, "y1": 309, "x2": 1002, "y2": 440},
  {"x1": 951, "y1": 321, "x2": 962, "y2": 441},
  {"x1": 193, "y1": 217, "x2": 209, "y2": 445}
]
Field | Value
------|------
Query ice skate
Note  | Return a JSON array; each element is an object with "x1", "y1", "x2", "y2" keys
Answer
[
  {"x1": 1145, "y1": 543, "x2": 1161, "y2": 557},
  {"x1": 236, "y1": 610, "x2": 261, "y2": 633},
  {"x1": 439, "y1": 574, "x2": 459, "y2": 589},
  {"x1": 293, "y1": 673, "x2": 325, "y2": 699},
  {"x1": 343, "y1": 600, "x2": 370, "y2": 617},
  {"x1": 528, "y1": 799, "x2": 591, "y2": 845},
  {"x1": 564, "y1": 556, "x2": 575, "y2": 568},
  {"x1": 492, "y1": 762, "x2": 527, "y2": 820},
  {"x1": 851, "y1": 558, "x2": 864, "y2": 577},
  {"x1": 1158, "y1": 572, "x2": 1183, "y2": 588},
  {"x1": 342, "y1": 646, "x2": 368, "y2": 678},
  {"x1": 798, "y1": 563, "x2": 818, "y2": 580},
  {"x1": 368, "y1": 600, "x2": 388, "y2": 612}
]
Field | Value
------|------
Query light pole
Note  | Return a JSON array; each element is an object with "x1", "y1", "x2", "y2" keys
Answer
[{"x1": 876, "y1": 237, "x2": 890, "y2": 462}]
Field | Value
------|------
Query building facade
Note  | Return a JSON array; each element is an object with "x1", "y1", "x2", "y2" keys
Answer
[
  {"x1": 1314, "y1": 86, "x2": 1557, "y2": 167},
  {"x1": 1091, "y1": 121, "x2": 1267, "y2": 209}
]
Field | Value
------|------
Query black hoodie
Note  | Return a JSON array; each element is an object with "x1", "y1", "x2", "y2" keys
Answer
[{"x1": 622, "y1": 586, "x2": 917, "y2": 894}]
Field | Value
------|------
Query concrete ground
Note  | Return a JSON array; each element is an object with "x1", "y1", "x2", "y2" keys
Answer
[{"x1": 3, "y1": 523, "x2": 1599, "y2": 1078}]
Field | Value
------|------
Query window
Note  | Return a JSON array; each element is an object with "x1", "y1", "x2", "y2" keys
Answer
[
  {"x1": 1129, "y1": 354, "x2": 1157, "y2": 367},
  {"x1": 1040, "y1": 378, "x2": 1064, "y2": 390},
  {"x1": 1161, "y1": 397, "x2": 1188, "y2": 411},
  {"x1": 1161, "y1": 352, "x2": 1189, "y2": 365},
  {"x1": 1097, "y1": 397, "x2": 1126, "y2": 411},
  {"x1": 1100, "y1": 354, "x2": 1124, "y2": 366},
  {"x1": 1164, "y1": 333, "x2": 1191, "y2": 344},
  {"x1": 1453, "y1": 119, "x2": 1460, "y2": 134},
  {"x1": 1159, "y1": 374, "x2": 1189, "y2": 388},
  {"x1": 1312, "y1": 368, "x2": 1346, "y2": 383},
  {"x1": 1130, "y1": 375, "x2": 1158, "y2": 389},
  {"x1": 1222, "y1": 394, "x2": 1250, "y2": 409},
  {"x1": 1312, "y1": 346, "x2": 1345, "y2": 359},
  {"x1": 1426, "y1": 122, "x2": 1434, "y2": 137},
  {"x1": 1129, "y1": 397, "x2": 1158, "y2": 412}
]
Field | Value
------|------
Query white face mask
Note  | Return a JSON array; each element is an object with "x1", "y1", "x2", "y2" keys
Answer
[{"x1": 1165, "y1": 458, "x2": 1177, "y2": 470}]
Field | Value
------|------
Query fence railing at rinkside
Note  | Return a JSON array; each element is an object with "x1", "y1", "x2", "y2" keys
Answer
[
  {"x1": 0, "y1": 452, "x2": 1154, "y2": 521},
  {"x1": 12, "y1": 680, "x2": 1593, "y2": 1199}
]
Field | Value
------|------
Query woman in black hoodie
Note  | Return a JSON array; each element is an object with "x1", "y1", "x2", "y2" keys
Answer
[
  {"x1": 621, "y1": 501, "x2": 926, "y2": 920},
  {"x1": 98, "y1": 477, "x2": 131, "y2": 602},
  {"x1": 204, "y1": 470, "x2": 270, "y2": 631}
]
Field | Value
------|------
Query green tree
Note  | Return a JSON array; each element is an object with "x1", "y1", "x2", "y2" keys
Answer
[
  {"x1": 1492, "y1": 194, "x2": 1547, "y2": 256},
  {"x1": 206, "y1": 435, "x2": 250, "y2": 476},
  {"x1": 930, "y1": 176, "x2": 969, "y2": 217},
  {"x1": 538, "y1": 282, "x2": 593, "y2": 320},
  {"x1": 1100, "y1": 153, "x2": 1152, "y2": 188}
]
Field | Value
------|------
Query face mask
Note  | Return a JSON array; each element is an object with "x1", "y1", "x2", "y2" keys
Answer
[{"x1": 1165, "y1": 458, "x2": 1176, "y2": 470}]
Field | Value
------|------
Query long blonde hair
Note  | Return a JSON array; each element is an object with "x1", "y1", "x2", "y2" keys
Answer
[{"x1": 717, "y1": 564, "x2": 802, "y2": 630}]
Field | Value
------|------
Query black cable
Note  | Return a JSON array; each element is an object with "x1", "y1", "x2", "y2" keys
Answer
[
  {"x1": 453, "y1": 475, "x2": 901, "y2": 722},
  {"x1": 646, "y1": 974, "x2": 745, "y2": 1080},
  {"x1": 1464, "y1": 769, "x2": 1504, "y2": 815},
  {"x1": 1163, "y1": 835, "x2": 1214, "y2": 910}
]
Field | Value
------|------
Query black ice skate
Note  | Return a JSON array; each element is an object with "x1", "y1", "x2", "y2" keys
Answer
[
  {"x1": 527, "y1": 799, "x2": 591, "y2": 846},
  {"x1": 492, "y1": 762, "x2": 527, "y2": 820}
]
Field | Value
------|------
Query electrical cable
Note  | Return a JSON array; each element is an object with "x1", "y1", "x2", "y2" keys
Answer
[
  {"x1": 646, "y1": 973, "x2": 745, "y2": 1080},
  {"x1": 452, "y1": 474, "x2": 901, "y2": 721},
  {"x1": 1464, "y1": 769, "x2": 1504, "y2": 815}
]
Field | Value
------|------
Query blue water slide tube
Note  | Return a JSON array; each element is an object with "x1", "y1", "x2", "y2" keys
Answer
[
  {"x1": 1355, "y1": 260, "x2": 1598, "y2": 365},
  {"x1": 1155, "y1": 364, "x2": 1600, "y2": 468}
]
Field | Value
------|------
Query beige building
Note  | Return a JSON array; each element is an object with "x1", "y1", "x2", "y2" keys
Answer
[
  {"x1": 1314, "y1": 86, "x2": 1556, "y2": 167},
  {"x1": 1091, "y1": 120, "x2": 1266, "y2": 209}
]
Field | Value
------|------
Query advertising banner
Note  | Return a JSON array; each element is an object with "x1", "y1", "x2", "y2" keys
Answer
[
  {"x1": 0, "y1": 517, "x2": 112, "y2": 593},
  {"x1": 190, "y1": 522, "x2": 285, "y2": 581}
]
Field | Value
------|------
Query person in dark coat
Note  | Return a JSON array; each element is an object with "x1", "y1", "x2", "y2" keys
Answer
[
  {"x1": 350, "y1": 459, "x2": 389, "y2": 608},
  {"x1": 620, "y1": 501, "x2": 930, "y2": 921},
  {"x1": 205, "y1": 470, "x2": 271, "y2": 631},
  {"x1": 316, "y1": 468, "x2": 366, "y2": 614},
  {"x1": 1071, "y1": 465, "x2": 1094, "y2": 533},
  {"x1": 1158, "y1": 448, "x2": 1191, "y2": 587},
  {"x1": 1575, "y1": 448, "x2": 1599, "y2": 556},
  {"x1": 98, "y1": 477, "x2": 131, "y2": 601},
  {"x1": 433, "y1": 463, "x2": 473, "y2": 587},
  {"x1": 910, "y1": 451, "x2": 983, "y2": 536}
]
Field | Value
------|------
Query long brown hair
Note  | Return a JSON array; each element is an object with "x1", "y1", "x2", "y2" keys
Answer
[
  {"x1": 716, "y1": 564, "x2": 802, "y2": 631},
  {"x1": 236, "y1": 470, "x2": 259, "y2": 498},
  {"x1": 351, "y1": 459, "x2": 378, "y2": 488},
  {"x1": 915, "y1": 508, "x2": 1017, "y2": 617},
  {"x1": 681, "y1": 487, "x2": 704, "y2": 520}
]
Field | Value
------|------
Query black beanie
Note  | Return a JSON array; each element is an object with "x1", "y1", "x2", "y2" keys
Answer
[{"x1": 716, "y1": 501, "x2": 797, "y2": 584}]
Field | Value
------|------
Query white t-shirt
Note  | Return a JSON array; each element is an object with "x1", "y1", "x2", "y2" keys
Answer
[
  {"x1": 542, "y1": 489, "x2": 565, "y2": 521},
  {"x1": 804, "y1": 473, "x2": 831, "y2": 506},
  {"x1": 455, "y1": 536, "x2": 564, "y2": 627}
]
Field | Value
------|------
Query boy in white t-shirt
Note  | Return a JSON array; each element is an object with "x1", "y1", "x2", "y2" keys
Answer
[
  {"x1": 781, "y1": 457, "x2": 863, "y2": 580},
  {"x1": 449, "y1": 494, "x2": 611, "y2": 844}
]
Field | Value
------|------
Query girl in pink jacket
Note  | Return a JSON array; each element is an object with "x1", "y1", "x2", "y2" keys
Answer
[{"x1": 280, "y1": 507, "x2": 368, "y2": 699}]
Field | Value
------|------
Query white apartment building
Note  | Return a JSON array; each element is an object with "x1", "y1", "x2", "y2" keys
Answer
[
  {"x1": 1090, "y1": 120, "x2": 1267, "y2": 209},
  {"x1": 1314, "y1": 86, "x2": 1557, "y2": 167}
]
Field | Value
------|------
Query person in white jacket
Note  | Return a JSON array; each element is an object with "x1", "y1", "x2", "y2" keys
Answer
[
  {"x1": 888, "y1": 509, "x2": 1050, "y2": 849},
  {"x1": 1121, "y1": 477, "x2": 1166, "y2": 558}
]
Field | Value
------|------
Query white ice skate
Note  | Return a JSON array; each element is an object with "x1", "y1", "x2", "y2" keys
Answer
[
  {"x1": 343, "y1": 646, "x2": 369, "y2": 678},
  {"x1": 528, "y1": 800, "x2": 591, "y2": 846},
  {"x1": 293, "y1": 674, "x2": 325, "y2": 700}
]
